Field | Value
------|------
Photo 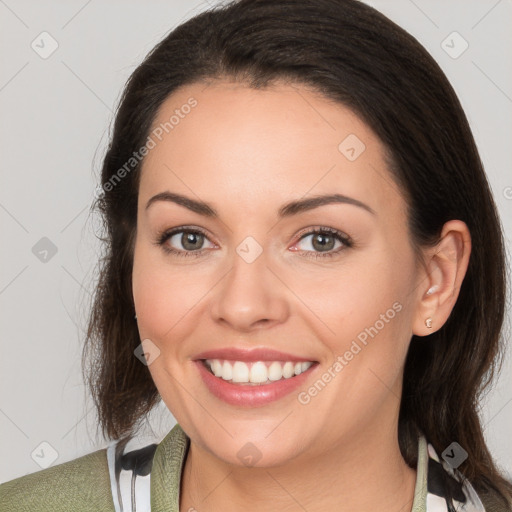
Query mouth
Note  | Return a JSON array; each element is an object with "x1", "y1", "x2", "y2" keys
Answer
[
  {"x1": 201, "y1": 358, "x2": 315, "y2": 385},
  {"x1": 194, "y1": 357, "x2": 319, "y2": 407}
]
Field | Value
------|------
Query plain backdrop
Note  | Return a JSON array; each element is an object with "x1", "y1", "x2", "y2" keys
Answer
[{"x1": 0, "y1": 0, "x2": 511, "y2": 483}]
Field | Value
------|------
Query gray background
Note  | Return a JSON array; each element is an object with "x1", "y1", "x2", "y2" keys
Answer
[{"x1": 1, "y1": 0, "x2": 511, "y2": 483}]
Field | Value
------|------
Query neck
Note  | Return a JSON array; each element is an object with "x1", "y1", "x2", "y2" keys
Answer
[{"x1": 179, "y1": 421, "x2": 417, "y2": 512}]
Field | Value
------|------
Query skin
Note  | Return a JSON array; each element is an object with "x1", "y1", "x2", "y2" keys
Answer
[{"x1": 132, "y1": 80, "x2": 471, "y2": 512}]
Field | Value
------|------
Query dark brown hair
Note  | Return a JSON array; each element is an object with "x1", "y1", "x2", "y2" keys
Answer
[{"x1": 83, "y1": 0, "x2": 512, "y2": 504}]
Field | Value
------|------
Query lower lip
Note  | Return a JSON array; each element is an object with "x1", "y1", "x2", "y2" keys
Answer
[{"x1": 195, "y1": 360, "x2": 317, "y2": 407}]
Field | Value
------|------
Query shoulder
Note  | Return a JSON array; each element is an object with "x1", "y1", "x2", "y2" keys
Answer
[
  {"x1": 0, "y1": 448, "x2": 115, "y2": 512},
  {"x1": 0, "y1": 424, "x2": 188, "y2": 512}
]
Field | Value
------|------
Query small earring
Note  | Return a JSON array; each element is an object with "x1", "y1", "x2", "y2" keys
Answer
[
  {"x1": 426, "y1": 285, "x2": 439, "y2": 296},
  {"x1": 425, "y1": 317, "x2": 433, "y2": 328},
  {"x1": 134, "y1": 314, "x2": 138, "y2": 320}
]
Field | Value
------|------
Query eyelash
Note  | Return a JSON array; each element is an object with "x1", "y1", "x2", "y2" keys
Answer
[{"x1": 153, "y1": 226, "x2": 353, "y2": 260}]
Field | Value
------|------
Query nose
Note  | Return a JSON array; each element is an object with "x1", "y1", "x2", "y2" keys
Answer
[{"x1": 209, "y1": 244, "x2": 289, "y2": 332}]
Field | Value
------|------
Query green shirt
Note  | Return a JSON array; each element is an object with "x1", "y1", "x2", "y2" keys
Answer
[{"x1": 0, "y1": 423, "x2": 509, "y2": 511}]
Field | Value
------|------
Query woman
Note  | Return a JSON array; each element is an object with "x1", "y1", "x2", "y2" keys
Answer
[{"x1": 1, "y1": 0, "x2": 511, "y2": 510}]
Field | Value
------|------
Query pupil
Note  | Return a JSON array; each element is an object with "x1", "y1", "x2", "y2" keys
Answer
[
  {"x1": 183, "y1": 232, "x2": 202, "y2": 250},
  {"x1": 314, "y1": 233, "x2": 333, "y2": 251}
]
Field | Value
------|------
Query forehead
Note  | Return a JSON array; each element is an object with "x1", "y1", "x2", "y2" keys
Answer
[{"x1": 139, "y1": 80, "x2": 404, "y2": 218}]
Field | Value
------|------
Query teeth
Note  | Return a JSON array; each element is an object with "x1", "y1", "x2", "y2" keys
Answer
[
  {"x1": 250, "y1": 361, "x2": 268, "y2": 383},
  {"x1": 232, "y1": 361, "x2": 249, "y2": 383},
  {"x1": 300, "y1": 361, "x2": 310, "y2": 373},
  {"x1": 211, "y1": 359, "x2": 223, "y2": 377},
  {"x1": 268, "y1": 361, "x2": 283, "y2": 381},
  {"x1": 204, "y1": 359, "x2": 314, "y2": 384},
  {"x1": 221, "y1": 360, "x2": 232, "y2": 381},
  {"x1": 282, "y1": 361, "x2": 294, "y2": 379}
]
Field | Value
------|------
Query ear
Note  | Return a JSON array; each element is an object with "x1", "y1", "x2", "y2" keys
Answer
[{"x1": 412, "y1": 220, "x2": 471, "y2": 336}]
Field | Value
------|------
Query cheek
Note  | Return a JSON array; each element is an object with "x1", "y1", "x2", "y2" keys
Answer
[
  {"x1": 302, "y1": 256, "x2": 405, "y2": 318},
  {"x1": 289, "y1": 245, "x2": 415, "y2": 366},
  {"x1": 133, "y1": 240, "x2": 173, "y2": 338},
  {"x1": 294, "y1": 257, "x2": 414, "y2": 434},
  {"x1": 132, "y1": 242, "x2": 212, "y2": 345}
]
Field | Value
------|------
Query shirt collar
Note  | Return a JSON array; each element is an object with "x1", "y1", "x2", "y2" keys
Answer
[{"x1": 412, "y1": 434, "x2": 486, "y2": 512}]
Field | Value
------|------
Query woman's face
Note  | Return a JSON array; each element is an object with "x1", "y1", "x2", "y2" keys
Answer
[{"x1": 132, "y1": 80, "x2": 426, "y2": 467}]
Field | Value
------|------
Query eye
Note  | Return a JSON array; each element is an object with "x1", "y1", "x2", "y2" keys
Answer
[
  {"x1": 154, "y1": 227, "x2": 216, "y2": 258},
  {"x1": 291, "y1": 227, "x2": 352, "y2": 259}
]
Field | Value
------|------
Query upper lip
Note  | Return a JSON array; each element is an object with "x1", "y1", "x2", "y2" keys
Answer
[{"x1": 194, "y1": 347, "x2": 316, "y2": 363}]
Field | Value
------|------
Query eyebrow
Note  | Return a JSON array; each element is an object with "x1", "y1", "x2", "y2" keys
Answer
[{"x1": 145, "y1": 191, "x2": 376, "y2": 217}]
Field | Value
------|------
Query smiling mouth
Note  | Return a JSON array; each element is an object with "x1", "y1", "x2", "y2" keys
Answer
[{"x1": 201, "y1": 358, "x2": 315, "y2": 385}]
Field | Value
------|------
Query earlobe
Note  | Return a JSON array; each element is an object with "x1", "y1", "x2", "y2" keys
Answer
[{"x1": 412, "y1": 220, "x2": 471, "y2": 336}]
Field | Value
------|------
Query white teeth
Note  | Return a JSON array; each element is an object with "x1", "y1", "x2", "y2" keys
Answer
[
  {"x1": 282, "y1": 361, "x2": 294, "y2": 379},
  {"x1": 301, "y1": 361, "x2": 312, "y2": 373},
  {"x1": 232, "y1": 361, "x2": 249, "y2": 383},
  {"x1": 250, "y1": 361, "x2": 268, "y2": 383},
  {"x1": 212, "y1": 359, "x2": 223, "y2": 377},
  {"x1": 221, "y1": 360, "x2": 232, "y2": 381},
  {"x1": 268, "y1": 361, "x2": 282, "y2": 381},
  {"x1": 204, "y1": 359, "x2": 314, "y2": 384}
]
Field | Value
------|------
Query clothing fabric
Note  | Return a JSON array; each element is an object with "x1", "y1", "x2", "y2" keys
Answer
[{"x1": 0, "y1": 423, "x2": 510, "y2": 511}]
